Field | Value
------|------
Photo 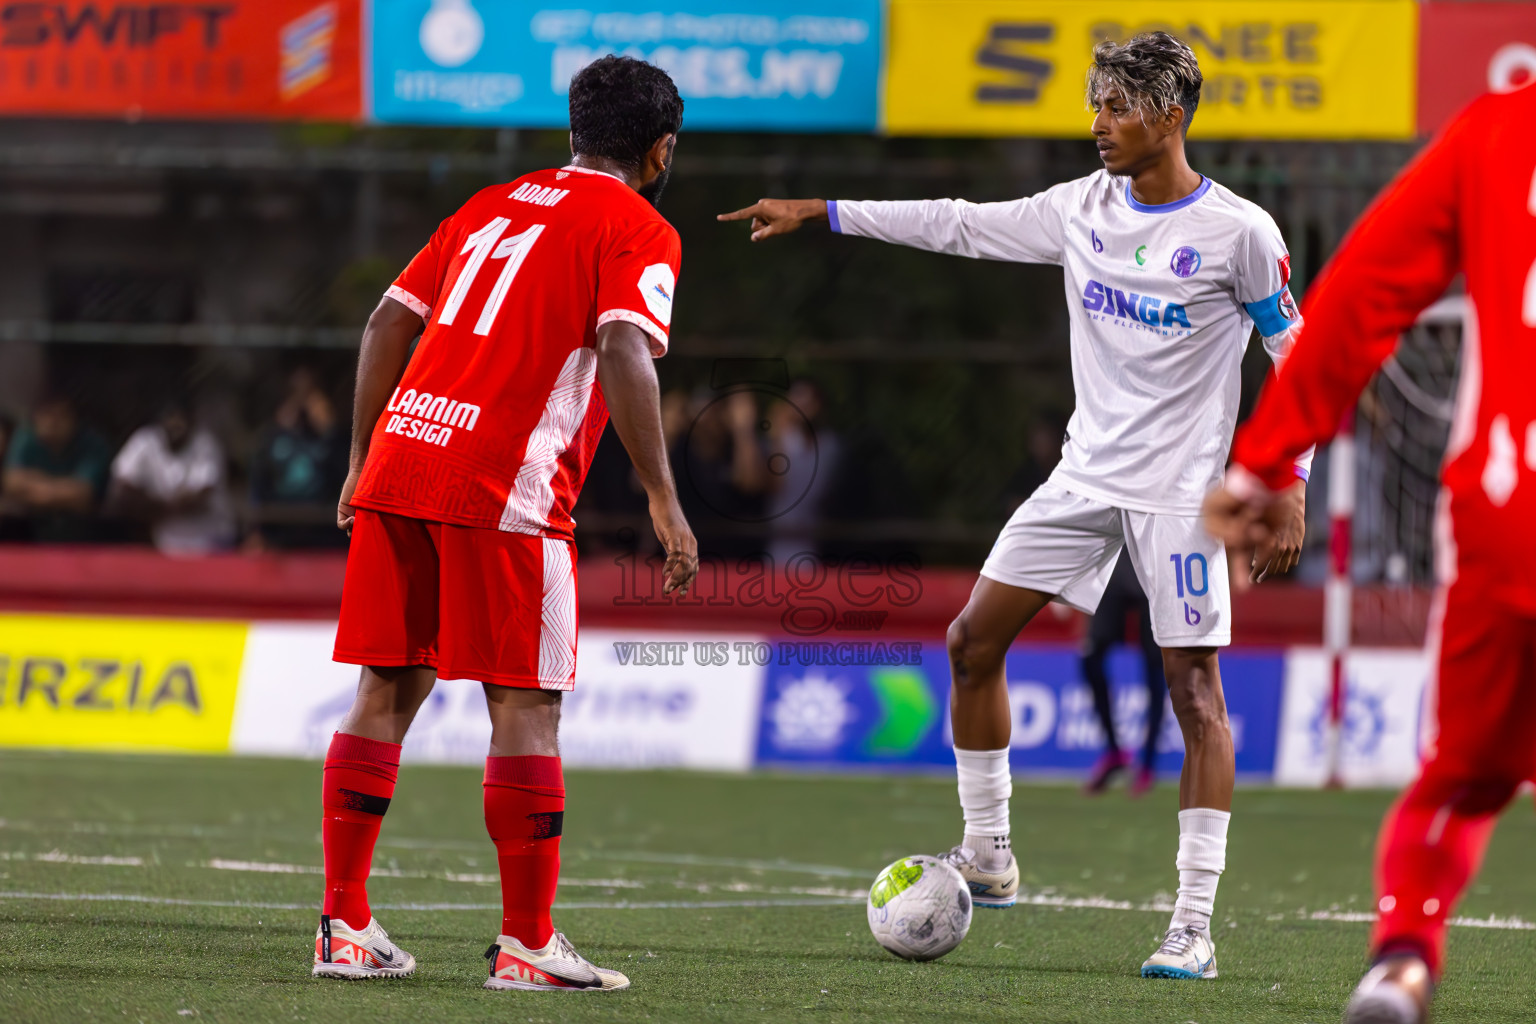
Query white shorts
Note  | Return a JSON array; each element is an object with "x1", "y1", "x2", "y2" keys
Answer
[{"x1": 980, "y1": 480, "x2": 1231, "y2": 647}]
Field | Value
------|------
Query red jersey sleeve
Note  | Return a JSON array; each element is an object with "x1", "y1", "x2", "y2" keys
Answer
[
  {"x1": 1230, "y1": 101, "x2": 1470, "y2": 492},
  {"x1": 594, "y1": 218, "x2": 682, "y2": 357},
  {"x1": 384, "y1": 216, "x2": 455, "y2": 321}
]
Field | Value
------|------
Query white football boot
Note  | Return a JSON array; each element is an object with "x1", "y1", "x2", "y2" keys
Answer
[
  {"x1": 1140, "y1": 922, "x2": 1218, "y2": 979},
  {"x1": 1344, "y1": 955, "x2": 1433, "y2": 1024},
  {"x1": 938, "y1": 844, "x2": 1019, "y2": 909},
  {"x1": 312, "y1": 915, "x2": 417, "y2": 979},
  {"x1": 483, "y1": 931, "x2": 631, "y2": 992}
]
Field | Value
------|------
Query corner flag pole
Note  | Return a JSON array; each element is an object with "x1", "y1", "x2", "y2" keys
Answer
[{"x1": 1322, "y1": 408, "x2": 1356, "y2": 789}]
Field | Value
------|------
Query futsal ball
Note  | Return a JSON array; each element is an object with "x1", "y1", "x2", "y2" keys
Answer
[{"x1": 866, "y1": 854, "x2": 973, "y2": 961}]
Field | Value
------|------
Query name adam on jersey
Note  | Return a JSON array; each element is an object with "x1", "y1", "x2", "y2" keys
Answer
[{"x1": 382, "y1": 387, "x2": 480, "y2": 448}]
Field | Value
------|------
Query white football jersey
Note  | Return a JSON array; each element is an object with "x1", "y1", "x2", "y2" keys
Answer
[{"x1": 830, "y1": 171, "x2": 1311, "y2": 515}]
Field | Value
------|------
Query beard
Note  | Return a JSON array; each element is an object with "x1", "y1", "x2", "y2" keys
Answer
[{"x1": 637, "y1": 163, "x2": 671, "y2": 208}]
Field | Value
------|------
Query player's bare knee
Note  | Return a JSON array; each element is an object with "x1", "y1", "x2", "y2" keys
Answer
[
  {"x1": 1167, "y1": 676, "x2": 1226, "y2": 739},
  {"x1": 946, "y1": 614, "x2": 1005, "y2": 687}
]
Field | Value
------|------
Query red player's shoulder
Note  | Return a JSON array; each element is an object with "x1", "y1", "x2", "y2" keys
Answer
[{"x1": 1447, "y1": 80, "x2": 1536, "y2": 133}]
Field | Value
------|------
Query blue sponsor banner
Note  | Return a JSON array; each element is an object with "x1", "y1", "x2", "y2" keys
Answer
[
  {"x1": 754, "y1": 642, "x2": 1285, "y2": 778},
  {"x1": 370, "y1": 0, "x2": 882, "y2": 131}
]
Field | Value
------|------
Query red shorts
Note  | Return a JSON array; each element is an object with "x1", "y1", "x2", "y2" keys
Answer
[
  {"x1": 1419, "y1": 573, "x2": 1536, "y2": 781},
  {"x1": 333, "y1": 508, "x2": 578, "y2": 690}
]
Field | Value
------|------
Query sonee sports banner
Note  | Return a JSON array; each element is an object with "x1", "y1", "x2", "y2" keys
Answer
[{"x1": 883, "y1": 0, "x2": 1417, "y2": 139}]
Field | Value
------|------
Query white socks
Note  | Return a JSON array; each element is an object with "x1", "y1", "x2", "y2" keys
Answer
[
  {"x1": 955, "y1": 747, "x2": 1012, "y2": 871},
  {"x1": 1170, "y1": 808, "x2": 1231, "y2": 931}
]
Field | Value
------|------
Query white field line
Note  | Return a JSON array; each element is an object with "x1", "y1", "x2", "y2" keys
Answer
[
  {"x1": 0, "y1": 819, "x2": 862, "y2": 878},
  {"x1": 0, "y1": 891, "x2": 859, "y2": 912},
  {"x1": 0, "y1": 888, "x2": 1531, "y2": 931},
  {"x1": 5, "y1": 851, "x2": 857, "y2": 898},
  {"x1": 0, "y1": 850, "x2": 144, "y2": 866},
  {"x1": 199, "y1": 859, "x2": 643, "y2": 888}
]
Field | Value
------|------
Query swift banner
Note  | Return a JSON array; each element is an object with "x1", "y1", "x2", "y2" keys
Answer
[
  {"x1": 884, "y1": 0, "x2": 1416, "y2": 139},
  {"x1": 0, "y1": 0, "x2": 362, "y2": 120},
  {"x1": 0, "y1": 614, "x2": 247, "y2": 752},
  {"x1": 370, "y1": 0, "x2": 882, "y2": 130},
  {"x1": 1418, "y1": 2, "x2": 1536, "y2": 136}
]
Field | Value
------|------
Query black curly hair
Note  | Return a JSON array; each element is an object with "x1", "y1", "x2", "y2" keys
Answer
[{"x1": 568, "y1": 55, "x2": 684, "y2": 176}]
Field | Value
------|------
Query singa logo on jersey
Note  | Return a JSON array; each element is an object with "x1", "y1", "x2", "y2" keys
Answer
[{"x1": 1081, "y1": 279, "x2": 1192, "y2": 333}]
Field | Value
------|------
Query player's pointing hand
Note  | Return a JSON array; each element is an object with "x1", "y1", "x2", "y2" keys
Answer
[{"x1": 717, "y1": 198, "x2": 828, "y2": 242}]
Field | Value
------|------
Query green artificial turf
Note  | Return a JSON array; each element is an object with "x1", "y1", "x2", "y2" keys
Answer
[{"x1": 1, "y1": 750, "x2": 1533, "y2": 1023}]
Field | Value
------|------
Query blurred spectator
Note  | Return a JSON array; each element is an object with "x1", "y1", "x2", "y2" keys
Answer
[
  {"x1": 1002, "y1": 416, "x2": 1068, "y2": 512},
  {"x1": 676, "y1": 389, "x2": 768, "y2": 558},
  {"x1": 3, "y1": 395, "x2": 111, "y2": 542},
  {"x1": 247, "y1": 367, "x2": 348, "y2": 549},
  {"x1": 109, "y1": 402, "x2": 235, "y2": 555},
  {"x1": 765, "y1": 379, "x2": 840, "y2": 566}
]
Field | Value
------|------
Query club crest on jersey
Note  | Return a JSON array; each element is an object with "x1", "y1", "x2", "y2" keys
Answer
[
  {"x1": 1170, "y1": 246, "x2": 1201, "y2": 278},
  {"x1": 1277, "y1": 253, "x2": 1291, "y2": 285},
  {"x1": 383, "y1": 387, "x2": 481, "y2": 447},
  {"x1": 1081, "y1": 279, "x2": 1193, "y2": 333}
]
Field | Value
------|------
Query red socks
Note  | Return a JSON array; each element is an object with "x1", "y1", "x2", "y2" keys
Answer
[
  {"x1": 1372, "y1": 769, "x2": 1518, "y2": 976},
  {"x1": 319, "y1": 740, "x2": 562, "y2": 947},
  {"x1": 484, "y1": 755, "x2": 565, "y2": 949},
  {"x1": 321, "y1": 732, "x2": 401, "y2": 930}
]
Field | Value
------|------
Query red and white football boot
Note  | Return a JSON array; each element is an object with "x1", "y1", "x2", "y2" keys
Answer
[
  {"x1": 312, "y1": 915, "x2": 417, "y2": 979},
  {"x1": 483, "y1": 931, "x2": 630, "y2": 992}
]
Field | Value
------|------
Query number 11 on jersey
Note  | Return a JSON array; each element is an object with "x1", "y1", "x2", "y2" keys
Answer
[{"x1": 438, "y1": 217, "x2": 547, "y2": 336}]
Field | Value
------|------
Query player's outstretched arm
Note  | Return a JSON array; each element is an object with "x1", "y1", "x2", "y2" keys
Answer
[
  {"x1": 338, "y1": 295, "x2": 423, "y2": 532},
  {"x1": 595, "y1": 321, "x2": 698, "y2": 596},
  {"x1": 716, "y1": 198, "x2": 828, "y2": 241}
]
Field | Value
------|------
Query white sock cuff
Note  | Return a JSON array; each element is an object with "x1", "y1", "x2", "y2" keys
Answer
[
  {"x1": 954, "y1": 747, "x2": 1012, "y2": 837},
  {"x1": 955, "y1": 747, "x2": 1011, "y2": 772},
  {"x1": 1176, "y1": 808, "x2": 1231, "y2": 873}
]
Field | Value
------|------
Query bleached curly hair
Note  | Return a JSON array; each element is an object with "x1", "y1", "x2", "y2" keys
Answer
[{"x1": 1086, "y1": 32, "x2": 1203, "y2": 133}]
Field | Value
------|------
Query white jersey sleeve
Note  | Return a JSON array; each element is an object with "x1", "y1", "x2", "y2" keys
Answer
[
  {"x1": 828, "y1": 180, "x2": 1074, "y2": 265},
  {"x1": 1233, "y1": 212, "x2": 1315, "y2": 480}
]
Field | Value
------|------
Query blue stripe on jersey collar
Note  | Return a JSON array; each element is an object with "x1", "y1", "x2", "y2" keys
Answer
[{"x1": 1124, "y1": 175, "x2": 1211, "y2": 214}]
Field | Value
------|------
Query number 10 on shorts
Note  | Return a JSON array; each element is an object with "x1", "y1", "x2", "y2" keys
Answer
[
  {"x1": 1170, "y1": 553, "x2": 1209, "y2": 627},
  {"x1": 1169, "y1": 552, "x2": 1209, "y2": 598}
]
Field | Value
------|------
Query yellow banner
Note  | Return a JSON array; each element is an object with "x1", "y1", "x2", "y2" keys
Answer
[
  {"x1": 0, "y1": 615, "x2": 248, "y2": 752},
  {"x1": 885, "y1": 1, "x2": 1416, "y2": 139}
]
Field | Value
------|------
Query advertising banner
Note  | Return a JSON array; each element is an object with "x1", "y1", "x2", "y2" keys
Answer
[
  {"x1": 369, "y1": 0, "x2": 882, "y2": 130},
  {"x1": 884, "y1": 0, "x2": 1416, "y2": 139},
  {"x1": 1274, "y1": 648, "x2": 1428, "y2": 788},
  {"x1": 1418, "y1": 2, "x2": 1536, "y2": 136},
  {"x1": 232, "y1": 623, "x2": 766, "y2": 770},
  {"x1": 0, "y1": 613, "x2": 247, "y2": 752},
  {"x1": 0, "y1": 1, "x2": 362, "y2": 120},
  {"x1": 755, "y1": 641, "x2": 1285, "y2": 777}
]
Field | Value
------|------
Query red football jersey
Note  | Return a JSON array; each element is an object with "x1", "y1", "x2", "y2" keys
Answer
[
  {"x1": 352, "y1": 165, "x2": 681, "y2": 539},
  {"x1": 1231, "y1": 85, "x2": 1536, "y2": 611}
]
